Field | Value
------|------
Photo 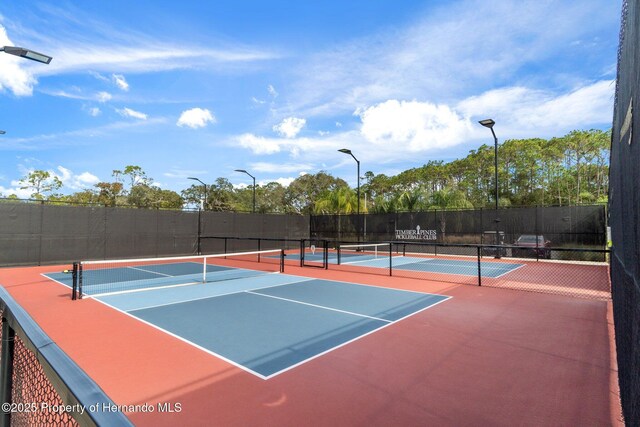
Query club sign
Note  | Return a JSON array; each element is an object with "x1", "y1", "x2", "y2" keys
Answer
[{"x1": 395, "y1": 225, "x2": 437, "y2": 240}]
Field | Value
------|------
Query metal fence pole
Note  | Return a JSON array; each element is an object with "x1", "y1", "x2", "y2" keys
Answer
[
  {"x1": 477, "y1": 246, "x2": 482, "y2": 286},
  {"x1": 0, "y1": 320, "x2": 15, "y2": 427}
]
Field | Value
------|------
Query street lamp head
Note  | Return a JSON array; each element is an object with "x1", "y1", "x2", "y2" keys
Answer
[
  {"x1": 478, "y1": 119, "x2": 495, "y2": 129},
  {"x1": 338, "y1": 148, "x2": 352, "y2": 155},
  {"x1": 1, "y1": 46, "x2": 52, "y2": 64},
  {"x1": 0, "y1": 130, "x2": 5, "y2": 135},
  {"x1": 187, "y1": 177, "x2": 206, "y2": 186},
  {"x1": 234, "y1": 169, "x2": 247, "y2": 173}
]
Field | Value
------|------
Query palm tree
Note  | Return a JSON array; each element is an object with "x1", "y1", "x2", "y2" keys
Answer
[
  {"x1": 429, "y1": 188, "x2": 473, "y2": 241},
  {"x1": 314, "y1": 187, "x2": 358, "y2": 240}
]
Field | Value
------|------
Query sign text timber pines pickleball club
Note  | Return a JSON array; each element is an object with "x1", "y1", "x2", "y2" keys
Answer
[{"x1": 394, "y1": 225, "x2": 437, "y2": 240}]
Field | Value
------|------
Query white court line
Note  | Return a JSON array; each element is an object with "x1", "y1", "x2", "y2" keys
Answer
[
  {"x1": 259, "y1": 295, "x2": 452, "y2": 379},
  {"x1": 91, "y1": 297, "x2": 271, "y2": 380},
  {"x1": 245, "y1": 290, "x2": 392, "y2": 323},
  {"x1": 399, "y1": 258, "x2": 517, "y2": 271},
  {"x1": 88, "y1": 280, "x2": 202, "y2": 299},
  {"x1": 91, "y1": 274, "x2": 452, "y2": 380},
  {"x1": 118, "y1": 275, "x2": 316, "y2": 311},
  {"x1": 40, "y1": 272, "x2": 72, "y2": 290},
  {"x1": 340, "y1": 256, "x2": 385, "y2": 265},
  {"x1": 491, "y1": 262, "x2": 527, "y2": 278},
  {"x1": 126, "y1": 265, "x2": 175, "y2": 277}
]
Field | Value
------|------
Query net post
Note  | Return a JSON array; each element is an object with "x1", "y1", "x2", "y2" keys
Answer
[
  {"x1": 0, "y1": 319, "x2": 15, "y2": 426},
  {"x1": 389, "y1": 242, "x2": 392, "y2": 276},
  {"x1": 299, "y1": 239, "x2": 305, "y2": 267},
  {"x1": 258, "y1": 240, "x2": 261, "y2": 262},
  {"x1": 78, "y1": 263, "x2": 83, "y2": 299},
  {"x1": 202, "y1": 256, "x2": 207, "y2": 283},
  {"x1": 477, "y1": 246, "x2": 482, "y2": 286},
  {"x1": 280, "y1": 249, "x2": 285, "y2": 272},
  {"x1": 71, "y1": 262, "x2": 78, "y2": 300},
  {"x1": 337, "y1": 244, "x2": 342, "y2": 265},
  {"x1": 324, "y1": 240, "x2": 329, "y2": 270}
]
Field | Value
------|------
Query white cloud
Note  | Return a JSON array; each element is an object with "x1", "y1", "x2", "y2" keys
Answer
[
  {"x1": 281, "y1": 0, "x2": 616, "y2": 119},
  {"x1": 0, "y1": 27, "x2": 38, "y2": 96},
  {"x1": 273, "y1": 117, "x2": 306, "y2": 138},
  {"x1": 233, "y1": 79, "x2": 614, "y2": 167},
  {"x1": 112, "y1": 74, "x2": 129, "y2": 91},
  {"x1": 54, "y1": 166, "x2": 100, "y2": 190},
  {"x1": 89, "y1": 71, "x2": 110, "y2": 83},
  {"x1": 97, "y1": 91, "x2": 112, "y2": 102},
  {"x1": 117, "y1": 107, "x2": 148, "y2": 120},
  {"x1": 272, "y1": 177, "x2": 295, "y2": 187},
  {"x1": 0, "y1": 185, "x2": 32, "y2": 199},
  {"x1": 457, "y1": 80, "x2": 614, "y2": 135},
  {"x1": 0, "y1": 166, "x2": 99, "y2": 197},
  {"x1": 177, "y1": 108, "x2": 216, "y2": 129},
  {"x1": 250, "y1": 162, "x2": 314, "y2": 173},
  {"x1": 162, "y1": 169, "x2": 208, "y2": 179},
  {"x1": 356, "y1": 100, "x2": 473, "y2": 151},
  {"x1": 88, "y1": 107, "x2": 101, "y2": 117},
  {"x1": 252, "y1": 97, "x2": 266, "y2": 105},
  {"x1": 268, "y1": 84, "x2": 278, "y2": 98},
  {"x1": 237, "y1": 133, "x2": 285, "y2": 155}
]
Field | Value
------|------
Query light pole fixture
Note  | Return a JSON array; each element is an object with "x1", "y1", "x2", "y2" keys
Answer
[
  {"x1": 0, "y1": 46, "x2": 53, "y2": 64},
  {"x1": 479, "y1": 118, "x2": 501, "y2": 257},
  {"x1": 338, "y1": 148, "x2": 361, "y2": 241},
  {"x1": 0, "y1": 131, "x2": 5, "y2": 135},
  {"x1": 234, "y1": 169, "x2": 256, "y2": 213},
  {"x1": 187, "y1": 177, "x2": 207, "y2": 211}
]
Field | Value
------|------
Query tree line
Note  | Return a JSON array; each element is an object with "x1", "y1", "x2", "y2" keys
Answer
[{"x1": 2, "y1": 129, "x2": 610, "y2": 214}]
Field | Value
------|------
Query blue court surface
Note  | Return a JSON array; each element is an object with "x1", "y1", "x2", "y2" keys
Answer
[
  {"x1": 300, "y1": 252, "x2": 523, "y2": 278},
  {"x1": 45, "y1": 268, "x2": 450, "y2": 379}
]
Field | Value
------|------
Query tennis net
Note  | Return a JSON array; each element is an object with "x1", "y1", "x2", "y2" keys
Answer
[
  {"x1": 72, "y1": 249, "x2": 285, "y2": 299},
  {"x1": 337, "y1": 242, "x2": 392, "y2": 265}
]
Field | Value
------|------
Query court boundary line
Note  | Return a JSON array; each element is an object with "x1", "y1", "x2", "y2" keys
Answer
[
  {"x1": 86, "y1": 271, "x2": 283, "y2": 300},
  {"x1": 390, "y1": 258, "x2": 524, "y2": 278},
  {"x1": 90, "y1": 297, "x2": 272, "y2": 380},
  {"x1": 40, "y1": 272, "x2": 73, "y2": 291},
  {"x1": 91, "y1": 275, "x2": 452, "y2": 380},
  {"x1": 245, "y1": 290, "x2": 393, "y2": 323},
  {"x1": 127, "y1": 265, "x2": 175, "y2": 277},
  {"x1": 259, "y1": 294, "x2": 452, "y2": 379},
  {"x1": 491, "y1": 262, "x2": 527, "y2": 278},
  {"x1": 115, "y1": 276, "x2": 317, "y2": 312}
]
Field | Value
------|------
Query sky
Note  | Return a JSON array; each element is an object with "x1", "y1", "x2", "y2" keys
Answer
[{"x1": 0, "y1": 0, "x2": 621, "y2": 198}]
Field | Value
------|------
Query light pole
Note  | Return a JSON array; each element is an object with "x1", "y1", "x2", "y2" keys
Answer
[
  {"x1": 0, "y1": 46, "x2": 53, "y2": 64},
  {"x1": 234, "y1": 169, "x2": 256, "y2": 213},
  {"x1": 187, "y1": 177, "x2": 207, "y2": 210},
  {"x1": 188, "y1": 177, "x2": 207, "y2": 255},
  {"x1": 479, "y1": 119, "x2": 501, "y2": 257},
  {"x1": 338, "y1": 148, "x2": 361, "y2": 242}
]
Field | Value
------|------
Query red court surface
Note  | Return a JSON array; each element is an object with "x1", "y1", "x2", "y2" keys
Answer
[{"x1": 0, "y1": 262, "x2": 623, "y2": 426}]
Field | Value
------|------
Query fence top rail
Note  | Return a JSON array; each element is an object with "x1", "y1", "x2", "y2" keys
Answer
[
  {"x1": 0, "y1": 286, "x2": 133, "y2": 426},
  {"x1": 200, "y1": 236, "x2": 306, "y2": 242},
  {"x1": 386, "y1": 241, "x2": 611, "y2": 254}
]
